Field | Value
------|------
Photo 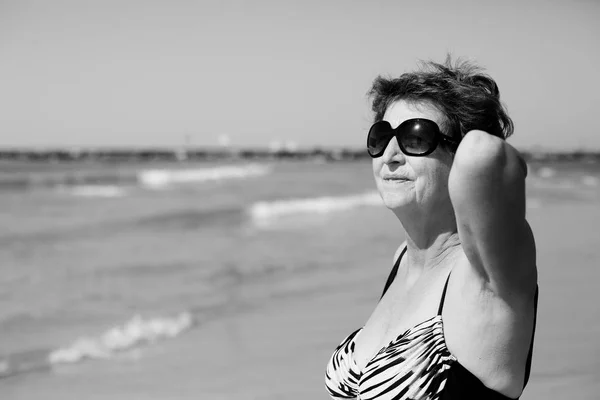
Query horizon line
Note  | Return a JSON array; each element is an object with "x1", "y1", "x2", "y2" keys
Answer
[{"x1": 1, "y1": 145, "x2": 600, "y2": 154}]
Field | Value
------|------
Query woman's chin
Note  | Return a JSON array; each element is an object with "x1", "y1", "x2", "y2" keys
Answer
[{"x1": 380, "y1": 192, "x2": 414, "y2": 210}]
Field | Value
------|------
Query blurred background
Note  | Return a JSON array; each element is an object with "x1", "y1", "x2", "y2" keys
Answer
[{"x1": 1, "y1": 1, "x2": 599, "y2": 399}]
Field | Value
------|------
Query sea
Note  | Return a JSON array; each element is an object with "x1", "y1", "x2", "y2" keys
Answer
[{"x1": 1, "y1": 158, "x2": 599, "y2": 398}]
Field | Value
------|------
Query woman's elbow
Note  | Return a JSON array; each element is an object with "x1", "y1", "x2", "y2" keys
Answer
[
  {"x1": 453, "y1": 130, "x2": 528, "y2": 185},
  {"x1": 453, "y1": 130, "x2": 508, "y2": 175}
]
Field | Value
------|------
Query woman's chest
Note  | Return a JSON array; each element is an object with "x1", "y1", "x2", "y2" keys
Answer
[
  {"x1": 353, "y1": 317, "x2": 456, "y2": 400},
  {"x1": 352, "y1": 282, "x2": 447, "y2": 371}
]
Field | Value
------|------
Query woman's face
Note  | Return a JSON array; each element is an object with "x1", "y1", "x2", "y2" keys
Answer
[{"x1": 372, "y1": 100, "x2": 455, "y2": 214}]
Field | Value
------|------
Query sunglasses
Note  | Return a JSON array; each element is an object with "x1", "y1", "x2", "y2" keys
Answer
[{"x1": 367, "y1": 118, "x2": 461, "y2": 158}]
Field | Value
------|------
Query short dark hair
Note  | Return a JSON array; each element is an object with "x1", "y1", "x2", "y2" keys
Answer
[{"x1": 367, "y1": 55, "x2": 514, "y2": 140}]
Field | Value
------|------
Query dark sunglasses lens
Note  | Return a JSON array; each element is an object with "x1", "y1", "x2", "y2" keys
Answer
[
  {"x1": 400, "y1": 121, "x2": 437, "y2": 155},
  {"x1": 367, "y1": 122, "x2": 393, "y2": 156}
]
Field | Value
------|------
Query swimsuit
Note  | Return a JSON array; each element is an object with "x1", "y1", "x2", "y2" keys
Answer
[{"x1": 325, "y1": 247, "x2": 538, "y2": 400}]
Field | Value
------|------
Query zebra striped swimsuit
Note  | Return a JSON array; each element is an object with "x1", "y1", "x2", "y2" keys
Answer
[{"x1": 325, "y1": 248, "x2": 537, "y2": 400}]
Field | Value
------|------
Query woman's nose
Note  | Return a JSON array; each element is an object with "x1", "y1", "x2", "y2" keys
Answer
[{"x1": 380, "y1": 136, "x2": 406, "y2": 165}]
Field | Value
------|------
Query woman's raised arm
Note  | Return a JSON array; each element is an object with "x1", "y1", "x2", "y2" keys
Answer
[{"x1": 448, "y1": 130, "x2": 537, "y2": 300}]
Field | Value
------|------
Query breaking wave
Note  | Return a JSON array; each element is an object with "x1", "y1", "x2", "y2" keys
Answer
[
  {"x1": 138, "y1": 164, "x2": 271, "y2": 188},
  {"x1": 60, "y1": 185, "x2": 127, "y2": 198},
  {"x1": 0, "y1": 312, "x2": 193, "y2": 379},
  {"x1": 248, "y1": 191, "x2": 383, "y2": 222},
  {"x1": 0, "y1": 164, "x2": 272, "y2": 192},
  {"x1": 581, "y1": 175, "x2": 598, "y2": 187},
  {"x1": 536, "y1": 166, "x2": 556, "y2": 179}
]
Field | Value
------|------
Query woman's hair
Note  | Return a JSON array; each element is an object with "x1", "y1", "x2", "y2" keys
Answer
[{"x1": 367, "y1": 55, "x2": 514, "y2": 140}]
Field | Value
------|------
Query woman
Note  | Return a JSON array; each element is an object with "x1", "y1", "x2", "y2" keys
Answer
[{"x1": 325, "y1": 57, "x2": 538, "y2": 400}]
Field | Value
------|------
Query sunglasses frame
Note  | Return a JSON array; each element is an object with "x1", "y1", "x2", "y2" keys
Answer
[{"x1": 367, "y1": 118, "x2": 461, "y2": 158}]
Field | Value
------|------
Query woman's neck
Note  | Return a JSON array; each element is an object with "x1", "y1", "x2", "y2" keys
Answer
[
  {"x1": 394, "y1": 205, "x2": 461, "y2": 275},
  {"x1": 405, "y1": 233, "x2": 461, "y2": 273}
]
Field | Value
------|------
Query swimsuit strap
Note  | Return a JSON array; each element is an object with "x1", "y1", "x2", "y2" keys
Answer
[
  {"x1": 437, "y1": 272, "x2": 452, "y2": 316},
  {"x1": 379, "y1": 245, "x2": 407, "y2": 301}
]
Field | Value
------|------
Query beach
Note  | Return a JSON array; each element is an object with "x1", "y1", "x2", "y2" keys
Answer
[{"x1": 1, "y1": 159, "x2": 599, "y2": 399}]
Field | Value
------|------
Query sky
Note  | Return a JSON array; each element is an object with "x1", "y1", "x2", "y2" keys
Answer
[{"x1": 1, "y1": 0, "x2": 599, "y2": 151}]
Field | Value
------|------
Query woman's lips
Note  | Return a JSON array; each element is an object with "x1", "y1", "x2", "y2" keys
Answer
[{"x1": 383, "y1": 176, "x2": 410, "y2": 181}]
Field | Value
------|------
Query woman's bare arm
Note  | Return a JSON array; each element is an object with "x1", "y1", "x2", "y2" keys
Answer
[{"x1": 448, "y1": 130, "x2": 537, "y2": 300}]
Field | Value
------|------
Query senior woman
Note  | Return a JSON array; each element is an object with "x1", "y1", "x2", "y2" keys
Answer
[{"x1": 325, "y1": 57, "x2": 538, "y2": 400}]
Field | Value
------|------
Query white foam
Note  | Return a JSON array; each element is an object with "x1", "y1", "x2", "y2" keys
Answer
[
  {"x1": 537, "y1": 167, "x2": 556, "y2": 178},
  {"x1": 139, "y1": 164, "x2": 271, "y2": 188},
  {"x1": 581, "y1": 175, "x2": 598, "y2": 187},
  {"x1": 48, "y1": 312, "x2": 193, "y2": 364},
  {"x1": 64, "y1": 185, "x2": 126, "y2": 198},
  {"x1": 249, "y1": 191, "x2": 383, "y2": 221}
]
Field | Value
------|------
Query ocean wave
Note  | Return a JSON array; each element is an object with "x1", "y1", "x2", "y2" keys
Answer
[
  {"x1": 529, "y1": 176, "x2": 600, "y2": 191},
  {"x1": 49, "y1": 313, "x2": 193, "y2": 364},
  {"x1": 0, "y1": 170, "x2": 138, "y2": 191},
  {"x1": 138, "y1": 164, "x2": 271, "y2": 188},
  {"x1": 60, "y1": 185, "x2": 127, "y2": 198},
  {"x1": 0, "y1": 164, "x2": 271, "y2": 192},
  {"x1": 248, "y1": 191, "x2": 383, "y2": 222},
  {"x1": 532, "y1": 168, "x2": 599, "y2": 189},
  {"x1": 581, "y1": 175, "x2": 598, "y2": 187},
  {"x1": 134, "y1": 206, "x2": 245, "y2": 230},
  {"x1": 529, "y1": 179, "x2": 577, "y2": 190},
  {"x1": 536, "y1": 167, "x2": 556, "y2": 178},
  {"x1": 0, "y1": 312, "x2": 193, "y2": 379}
]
